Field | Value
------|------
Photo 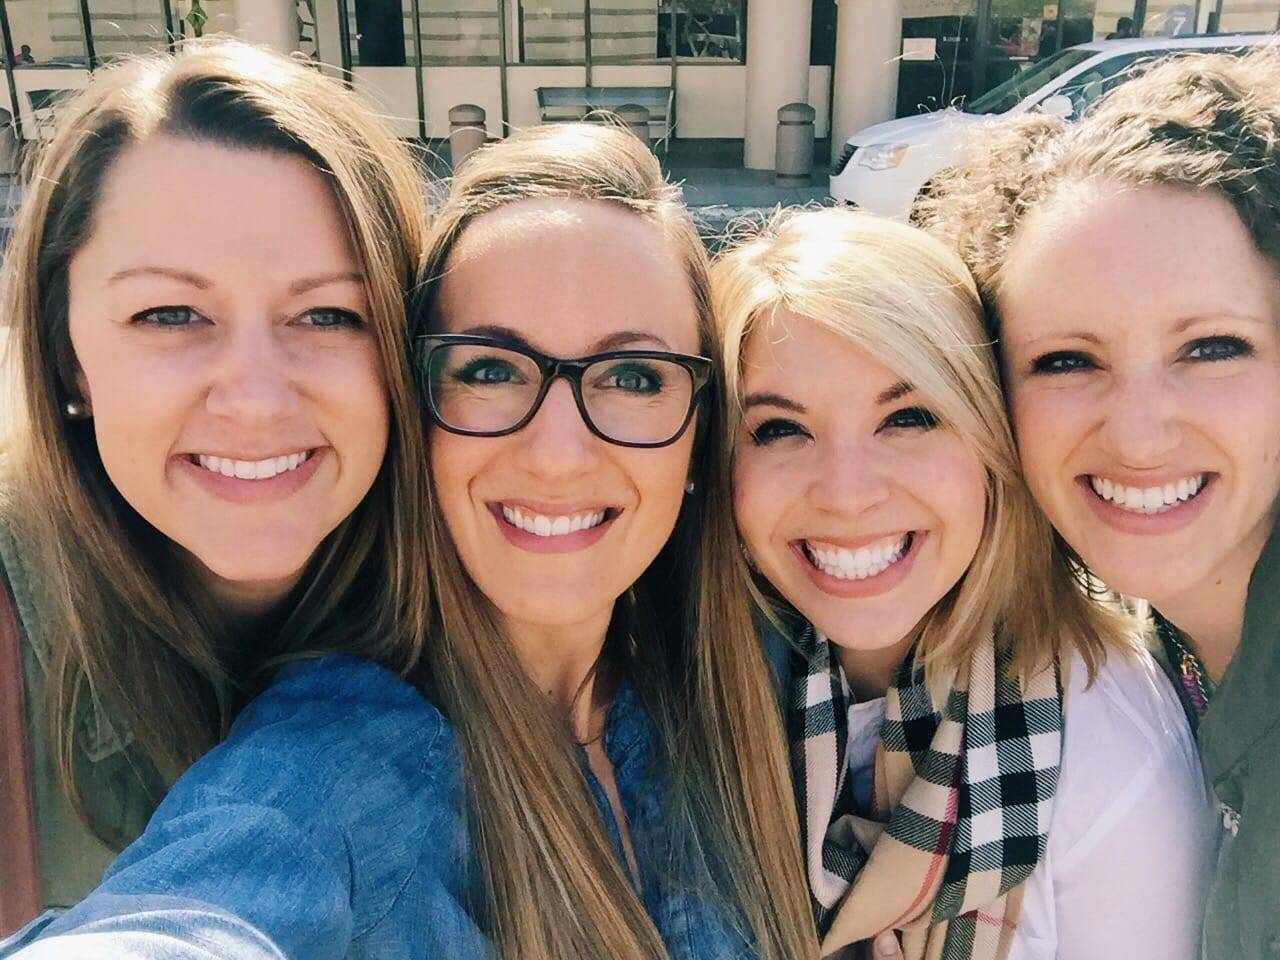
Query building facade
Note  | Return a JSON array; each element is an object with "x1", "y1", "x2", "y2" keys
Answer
[{"x1": 0, "y1": 0, "x2": 1276, "y2": 166}]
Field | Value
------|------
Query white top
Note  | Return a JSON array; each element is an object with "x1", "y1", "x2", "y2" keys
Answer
[{"x1": 846, "y1": 648, "x2": 1220, "y2": 960}]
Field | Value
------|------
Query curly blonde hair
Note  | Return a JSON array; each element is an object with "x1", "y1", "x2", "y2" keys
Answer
[{"x1": 918, "y1": 45, "x2": 1280, "y2": 324}]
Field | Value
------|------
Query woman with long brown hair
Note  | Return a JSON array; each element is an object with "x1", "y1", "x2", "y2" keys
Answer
[
  {"x1": 0, "y1": 36, "x2": 430, "y2": 931},
  {"x1": 5, "y1": 123, "x2": 819, "y2": 960}
]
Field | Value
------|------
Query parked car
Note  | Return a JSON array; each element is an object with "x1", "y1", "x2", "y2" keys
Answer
[{"x1": 830, "y1": 32, "x2": 1275, "y2": 220}]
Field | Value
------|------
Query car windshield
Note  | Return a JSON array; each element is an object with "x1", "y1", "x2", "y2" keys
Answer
[{"x1": 961, "y1": 47, "x2": 1096, "y2": 115}]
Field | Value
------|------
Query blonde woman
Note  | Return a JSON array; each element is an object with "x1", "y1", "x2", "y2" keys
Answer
[
  {"x1": 0, "y1": 39, "x2": 430, "y2": 937},
  {"x1": 5, "y1": 125, "x2": 820, "y2": 960},
  {"x1": 712, "y1": 208, "x2": 1217, "y2": 960}
]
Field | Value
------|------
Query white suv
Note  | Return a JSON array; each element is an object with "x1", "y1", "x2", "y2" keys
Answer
[{"x1": 830, "y1": 33, "x2": 1274, "y2": 220}]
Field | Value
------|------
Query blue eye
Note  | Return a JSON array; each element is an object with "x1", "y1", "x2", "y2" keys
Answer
[
  {"x1": 454, "y1": 356, "x2": 524, "y2": 385},
  {"x1": 881, "y1": 406, "x2": 938, "y2": 431},
  {"x1": 1184, "y1": 336, "x2": 1253, "y2": 363},
  {"x1": 749, "y1": 418, "x2": 808, "y2": 446},
  {"x1": 598, "y1": 362, "x2": 663, "y2": 395},
  {"x1": 1032, "y1": 351, "x2": 1096, "y2": 374},
  {"x1": 302, "y1": 308, "x2": 364, "y2": 329},
  {"x1": 131, "y1": 306, "x2": 197, "y2": 327}
]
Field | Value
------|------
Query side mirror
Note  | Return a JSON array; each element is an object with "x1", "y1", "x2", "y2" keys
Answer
[{"x1": 1039, "y1": 93, "x2": 1074, "y2": 119}]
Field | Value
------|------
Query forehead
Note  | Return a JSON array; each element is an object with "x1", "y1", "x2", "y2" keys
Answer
[
  {"x1": 435, "y1": 198, "x2": 700, "y2": 353},
  {"x1": 1000, "y1": 182, "x2": 1280, "y2": 339},
  {"x1": 741, "y1": 308, "x2": 900, "y2": 398},
  {"x1": 76, "y1": 135, "x2": 359, "y2": 278}
]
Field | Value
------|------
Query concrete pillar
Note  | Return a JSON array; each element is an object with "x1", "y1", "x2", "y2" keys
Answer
[
  {"x1": 232, "y1": 0, "x2": 299, "y2": 54},
  {"x1": 743, "y1": 0, "x2": 811, "y2": 171},
  {"x1": 831, "y1": 0, "x2": 903, "y2": 152}
]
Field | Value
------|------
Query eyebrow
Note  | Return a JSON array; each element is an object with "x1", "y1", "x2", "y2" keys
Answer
[
  {"x1": 289, "y1": 272, "x2": 365, "y2": 296},
  {"x1": 457, "y1": 324, "x2": 673, "y2": 353},
  {"x1": 106, "y1": 267, "x2": 365, "y2": 296},
  {"x1": 107, "y1": 266, "x2": 211, "y2": 289},
  {"x1": 877, "y1": 380, "x2": 914, "y2": 405},
  {"x1": 741, "y1": 391, "x2": 807, "y2": 414}
]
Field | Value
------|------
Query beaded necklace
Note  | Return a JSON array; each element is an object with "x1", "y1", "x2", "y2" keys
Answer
[{"x1": 1153, "y1": 611, "x2": 1213, "y2": 730}]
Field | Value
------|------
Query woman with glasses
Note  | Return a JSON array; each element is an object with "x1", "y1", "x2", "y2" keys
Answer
[{"x1": 5, "y1": 123, "x2": 820, "y2": 960}]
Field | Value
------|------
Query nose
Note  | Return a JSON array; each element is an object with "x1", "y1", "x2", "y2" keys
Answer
[
  {"x1": 204, "y1": 325, "x2": 300, "y2": 426},
  {"x1": 516, "y1": 378, "x2": 600, "y2": 479},
  {"x1": 1096, "y1": 366, "x2": 1182, "y2": 469},
  {"x1": 807, "y1": 438, "x2": 892, "y2": 517}
]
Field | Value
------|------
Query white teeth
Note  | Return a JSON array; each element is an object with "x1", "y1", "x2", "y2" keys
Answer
[
  {"x1": 196, "y1": 451, "x2": 311, "y2": 481},
  {"x1": 500, "y1": 505, "x2": 608, "y2": 538},
  {"x1": 1088, "y1": 474, "x2": 1206, "y2": 514},
  {"x1": 805, "y1": 534, "x2": 911, "y2": 581}
]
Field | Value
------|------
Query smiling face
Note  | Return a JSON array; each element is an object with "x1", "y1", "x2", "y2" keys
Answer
[
  {"x1": 999, "y1": 183, "x2": 1280, "y2": 610},
  {"x1": 732, "y1": 310, "x2": 988, "y2": 657},
  {"x1": 427, "y1": 198, "x2": 701, "y2": 638},
  {"x1": 67, "y1": 136, "x2": 389, "y2": 613}
]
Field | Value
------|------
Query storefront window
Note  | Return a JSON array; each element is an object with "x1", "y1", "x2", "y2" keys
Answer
[
  {"x1": 423, "y1": 0, "x2": 501, "y2": 63},
  {"x1": 1141, "y1": 1, "x2": 1199, "y2": 34},
  {"x1": 6, "y1": 0, "x2": 90, "y2": 67},
  {"x1": 85, "y1": 0, "x2": 173, "y2": 62},
  {"x1": 348, "y1": 0, "x2": 408, "y2": 66},
  {"x1": 516, "y1": 0, "x2": 586, "y2": 64},
  {"x1": 1213, "y1": 0, "x2": 1280, "y2": 31},
  {"x1": 656, "y1": 0, "x2": 745, "y2": 61},
  {"x1": 589, "y1": 0, "x2": 661, "y2": 63},
  {"x1": 898, "y1": 0, "x2": 978, "y2": 113}
]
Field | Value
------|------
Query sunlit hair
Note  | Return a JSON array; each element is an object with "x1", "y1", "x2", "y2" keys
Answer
[
  {"x1": 0, "y1": 38, "x2": 431, "y2": 841},
  {"x1": 410, "y1": 123, "x2": 818, "y2": 960},
  {"x1": 712, "y1": 208, "x2": 1131, "y2": 686},
  {"x1": 917, "y1": 45, "x2": 1280, "y2": 325}
]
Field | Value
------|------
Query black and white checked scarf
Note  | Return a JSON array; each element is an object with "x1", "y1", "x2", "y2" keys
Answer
[{"x1": 787, "y1": 623, "x2": 1064, "y2": 958}]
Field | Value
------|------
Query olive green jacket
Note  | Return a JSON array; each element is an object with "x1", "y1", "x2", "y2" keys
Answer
[
  {"x1": 1199, "y1": 519, "x2": 1280, "y2": 960},
  {"x1": 0, "y1": 514, "x2": 161, "y2": 909}
]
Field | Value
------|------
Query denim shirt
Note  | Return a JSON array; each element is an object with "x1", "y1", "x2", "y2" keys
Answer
[{"x1": 2, "y1": 656, "x2": 755, "y2": 960}]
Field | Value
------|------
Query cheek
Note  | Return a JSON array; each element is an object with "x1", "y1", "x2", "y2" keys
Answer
[
  {"x1": 1008, "y1": 385, "x2": 1081, "y2": 495},
  {"x1": 732, "y1": 452, "x2": 789, "y2": 557}
]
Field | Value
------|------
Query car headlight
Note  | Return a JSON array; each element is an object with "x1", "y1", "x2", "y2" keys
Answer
[{"x1": 856, "y1": 142, "x2": 909, "y2": 171}]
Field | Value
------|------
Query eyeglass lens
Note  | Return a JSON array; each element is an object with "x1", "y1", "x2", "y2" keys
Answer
[{"x1": 426, "y1": 342, "x2": 696, "y2": 445}]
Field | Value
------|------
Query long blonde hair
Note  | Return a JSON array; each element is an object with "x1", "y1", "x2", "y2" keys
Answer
[
  {"x1": 410, "y1": 123, "x2": 818, "y2": 960},
  {"x1": 1, "y1": 39, "x2": 432, "y2": 837},
  {"x1": 712, "y1": 208, "x2": 1130, "y2": 685}
]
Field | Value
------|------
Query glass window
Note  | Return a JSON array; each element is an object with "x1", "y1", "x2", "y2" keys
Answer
[
  {"x1": 589, "y1": 0, "x2": 661, "y2": 63},
  {"x1": 86, "y1": 0, "x2": 173, "y2": 62},
  {"x1": 422, "y1": 0, "x2": 501, "y2": 64},
  {"x1": 1141, "y1": 2, "x2": 1199, "y2": 34},
  {"x1": 1214, "y1": 0, "x2": 1280, "y2": 32},
  {"x1": 656, "y1": 0, "x2": 744, "y2": 61},
  {"x1": 897, "y1": 1, "x2": 978, "y2": 114},
  {"x1": 349, "y1": 0, "x2": 408, "y2": 66},
  {"x1": 962, "y1": 45, "x2": 1094, "y2": 113},
  {"x1": 6, "y1": 0, "x2": 90, "y2": 67},
  {"x1": 1085, "y1": 1, "x2": 1139, "y2": 40},
  {"x1": 516, "y1": 0, "x2": 586, "y2": 64}
]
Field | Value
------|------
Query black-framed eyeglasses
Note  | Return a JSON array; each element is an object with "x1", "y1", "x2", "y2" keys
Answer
[{"x1": 414, "y1": 334, "x2": 713, "y2": 449}]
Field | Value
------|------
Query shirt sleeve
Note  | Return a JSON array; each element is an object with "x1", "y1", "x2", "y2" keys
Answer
[
  {"x1": 0, "y1": 657, "x2": 450, "y2": 960},
  {"x1": 1010, "y1": 650, "x2": 1220, "y2": 960}
]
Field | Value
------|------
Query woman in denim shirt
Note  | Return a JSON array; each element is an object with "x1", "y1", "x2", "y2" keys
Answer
[
  {"x1": 0, "y1": 39, "x2": 431, "y2": 925},
  {"x1": 6, "y1": 125, "x2": 821, "y2": 960}
]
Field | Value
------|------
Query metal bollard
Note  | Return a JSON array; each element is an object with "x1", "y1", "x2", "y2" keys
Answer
[
  {"x1": 448, "y1": 104, "x2": 488, "y2": 171},
  {"x1": 775, "y1": 102, "x2": 815, "y2": 187},
  {"x1": 614, "y1": 103, "x2": 652, "y2": 150}
]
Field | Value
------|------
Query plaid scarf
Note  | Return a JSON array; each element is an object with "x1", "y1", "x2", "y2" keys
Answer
[{"x1": 788, "y1": 624, "x2": 1064, "y2": 959}]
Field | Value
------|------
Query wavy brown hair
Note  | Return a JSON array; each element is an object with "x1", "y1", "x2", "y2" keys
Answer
[
  {"x1": 409, "y1": 123, "x2": 819, "y2": 960},
  {"x1": 917, "y1": 45, "x2": 1280, "y2": 321},
  {"x1": 0, "y1": 39, "x2": 431, "y2": 838}
]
